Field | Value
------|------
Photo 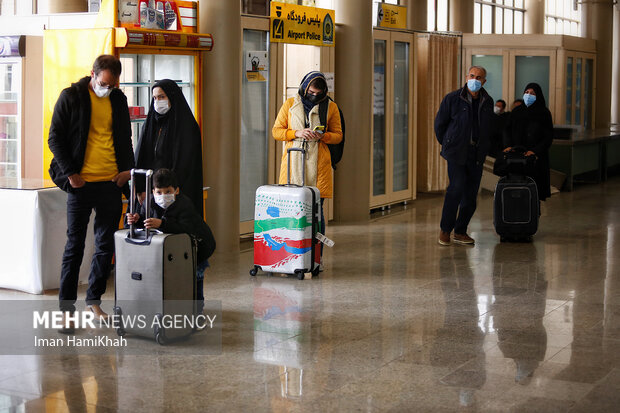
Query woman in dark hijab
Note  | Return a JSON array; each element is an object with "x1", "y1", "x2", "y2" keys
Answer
[
  {"x1": 135, "y1": 79, "x2": 204, "y2": 215},
  {"x1": 502, "y1": 82, "x2": 554, "y2": 201}
]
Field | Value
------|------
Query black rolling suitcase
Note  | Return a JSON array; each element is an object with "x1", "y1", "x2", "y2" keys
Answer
[{"x1": 493, "y1": 152, "x2": 540, "y2": 242}]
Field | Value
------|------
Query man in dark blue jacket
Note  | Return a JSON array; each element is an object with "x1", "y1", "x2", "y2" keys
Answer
[
  {"x1": 434, "y1": 66, "x2": 495, "y2": 246},
  {"x1": 48, "y1": 55, "x2": 134, "y2": 332}
]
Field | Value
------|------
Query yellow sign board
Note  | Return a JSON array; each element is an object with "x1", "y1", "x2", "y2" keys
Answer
[
  {"x1": 270, "y1": 1, "x2": 334, "y2": 47},
  {"x1": 377, "y1": 3, "x2": 407, "y2": 29}
]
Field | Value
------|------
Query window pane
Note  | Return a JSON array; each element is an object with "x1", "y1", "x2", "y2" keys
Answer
[
  {"x1": 474, "y1": 3, "x2": 481, "y2": 34},
  {"x1": 437, "y1": 0, "x2": 448, "y2": 31},
  {"x1": 514, "y1": 0, "x2": 523, "y2": 7},
  {"x1": 428, "y1": 0, "x2": 436, "y2": 31},
  {"x1": 373, "y1": 40, "x2": 386, "y2": 196},
  {"x1": 392, "y1": 41, "x2": 409, "y2": 192},
  {"x1": 575, "y1": 58, "x2": 582, "y2": 124},
  {"x1": 504, "y1": 9, "x2": 513, "y2": 33},
  {"x1": 240, "y1": 30, "x2": 270, "y2": 222},
  {"x1": 482, "y1": 4, "x2": 492, "y2": 33},
  {"x1": 505, "y1": 0, "x2": 514, "y2": 6},
  {"x1": 515, "y1": 56, "x2": 550, "y2": 107},
  {"x1": 0, "y1": 61, "x2": 21, "y2": 178},
  {"x1": 472, "y1": 55, "x2": 503, "y2": 105},
  {"x1": 495, "y1": 7, "x2": 503, "y2": 33},
  {"x1": 514, "y1": 11, "x2": 523, "y2": 34},
  {"x1": 566, "y1": 57, "x2": 573, "y2": 123},
  {"x1": 584, "y1": 59, "x2": 593, "y2": 129},
  {"x1": 241, "y1": 0, "x2": 269, "y2": 16}
]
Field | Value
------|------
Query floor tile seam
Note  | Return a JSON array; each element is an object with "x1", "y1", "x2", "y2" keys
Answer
[
  {"x1": 542, "y1": 299, "x2": 575, "y2": 318},
  {"x1": 0, "y1": 387, "x2": 42, "y2": 402}
]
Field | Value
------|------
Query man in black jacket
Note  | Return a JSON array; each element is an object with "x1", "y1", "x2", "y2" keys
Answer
[
  {"x1": 48, "y1": 55, "x2": 134, "y2": 331},
  {"x1": 434, "y1": 66, "x2": 495, "y2": 246}
]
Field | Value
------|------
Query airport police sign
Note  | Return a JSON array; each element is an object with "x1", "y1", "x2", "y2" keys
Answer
[{"x1": 270, "y1": 1, "x2": 335, "y2": 47}]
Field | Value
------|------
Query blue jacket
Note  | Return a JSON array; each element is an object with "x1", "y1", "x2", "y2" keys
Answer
[{"x1": 434, "y1": 85, "x2": 495, "y2": 165}]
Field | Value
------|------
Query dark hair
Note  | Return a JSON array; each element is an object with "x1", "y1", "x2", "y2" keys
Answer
[
  {"x1": 513, "y1": 98, "x2": 524, "y2": 105},
  {"x1": 153, "y1": 168, "x2": 178, "y2": 189},
  {"x1": 92, "y1": 55, "x2": 122, "y2": 78},
  {"x1": 309, "y1": 77, "x2": 327, "y2": 92},
  {"x1": 496, "y1": 99, "x2": 506, "y2": 109}
]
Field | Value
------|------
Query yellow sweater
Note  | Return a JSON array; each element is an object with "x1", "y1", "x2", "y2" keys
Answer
[
  {"x1": 272, "y1": 96, "x2": 343, "y2": 198},
  {"x1": 80, "y1": 89, "x2": 118, "y2": 181}
]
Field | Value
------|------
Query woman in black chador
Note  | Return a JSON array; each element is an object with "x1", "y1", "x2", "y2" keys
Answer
[
  {"x1": 503, "y1": 82, "x2": 554, "y2": 200},
  {"x1": 135, "y1": 79, "x2": 204, "y2": 215}
]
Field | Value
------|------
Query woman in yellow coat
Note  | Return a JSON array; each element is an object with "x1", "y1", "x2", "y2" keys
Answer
[{"x1": 272, "y1": 71, "x2": 343, "y2": 258}]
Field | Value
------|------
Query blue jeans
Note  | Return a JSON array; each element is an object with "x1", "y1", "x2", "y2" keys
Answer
[
  {"x1": 59, "y1": 181, "x2": 122, "y2": 312},
  {"x1": 440, "y1": 146, "x2": 484, "y2": 235}
]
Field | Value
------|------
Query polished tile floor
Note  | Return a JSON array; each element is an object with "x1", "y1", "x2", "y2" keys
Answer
[{"x1": 1, "y1": 177, "x2": 620, "y2": 412}]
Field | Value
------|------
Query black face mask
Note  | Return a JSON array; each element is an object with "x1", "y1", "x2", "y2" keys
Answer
[{"x1": 306, "y1": 93, "x2": 324, "y2": 104}]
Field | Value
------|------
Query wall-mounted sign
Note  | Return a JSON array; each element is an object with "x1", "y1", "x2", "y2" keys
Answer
[
  {"x1": 270, "y1": 1, "x2": 334, "y2": 47},
  {"x1": 325, "y1": 72, "x2": 335, "y2": 95},
  {"x1": 0, "y1": 36, "x2": 25, "y2": 57},
  {"x1": 377, "y1": 3, "x2": 407, "y2": 29},
  {"x1": 246, "y1": 51, "x2": 268, "y2": 82},
  {"x1": 115, "y1": 28, "x2": 213, "y2": 50}
]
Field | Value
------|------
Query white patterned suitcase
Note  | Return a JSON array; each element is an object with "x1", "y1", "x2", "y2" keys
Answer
[{"x1": 250, "y1": 148, "x2": 321, "y2": 280}]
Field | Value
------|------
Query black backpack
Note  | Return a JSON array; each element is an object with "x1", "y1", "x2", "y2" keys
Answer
[{"x1": 318, "y1": 97, "x2": 345, "y2": 169}]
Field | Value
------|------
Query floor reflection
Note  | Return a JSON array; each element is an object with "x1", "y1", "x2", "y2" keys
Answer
[
  {"x1": 252, "y1": 278, "x2": 316, "y2": 404},
  {"x1": 433, "y1": 248, "x2": 486, "y2": 408},
  {"x1": 491, "y1": 242, "x2": 548, "y2": 385}
]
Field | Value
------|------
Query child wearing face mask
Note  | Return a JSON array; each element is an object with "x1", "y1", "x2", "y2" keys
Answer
[{"x1": 126, "y1": 168, "x2": 215, "y2": 313}]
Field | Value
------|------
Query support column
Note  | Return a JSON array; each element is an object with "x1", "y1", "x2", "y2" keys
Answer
[
  {"x1": 200, "y1": 0, "x2": 241, "y2": 251},
  {"x1": 402, "y1": 0, "x2": 428, "y2": 31},
  {"x1": 612, "y1": 4, "x2": 620, "y2": 125},
  {"x1": 583, "y1": 0, "x2": 614, "y2": 127},
  {"x1": 333, "y1": 0, "x2": 372, "y2": 222},
  {"x1": 524, "y1": 0, "x2": 545, "y2": 34},
  {"x1": 449, "y1": 0, "x2": 473, "y2": 33}
]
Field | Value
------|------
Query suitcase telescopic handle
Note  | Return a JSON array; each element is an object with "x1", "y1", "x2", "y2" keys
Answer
[
  {"x1": 129, "y1": 169, "x2": 153, "y2": 240},
  {"x1": 287, "y1": 147, "x2": 305, "y2": 186}
]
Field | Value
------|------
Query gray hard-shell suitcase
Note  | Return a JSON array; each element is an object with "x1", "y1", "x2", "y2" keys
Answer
[{"x1": 113, "y1": 169, "x2": 196, "y2": 344}]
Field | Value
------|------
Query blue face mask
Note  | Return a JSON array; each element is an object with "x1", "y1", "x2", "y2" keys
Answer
[
  {"x1": 467, "y1": 79, "x2": 482, "y2": 93},
  {"x1": 523, "y1": 93, "x2": 537, "y2": 107}
]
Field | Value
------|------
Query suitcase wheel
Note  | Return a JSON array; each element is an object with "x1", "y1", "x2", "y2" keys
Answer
[
  {"x1": 249, "y1": 266, "x2": 259, "y2": 276},
  {"x1": 311, "y1": 267, "x2": 320, "y2": 277},
  {"x1": 155, "y1": 332, "x2": 165, "y2": 345},
  {"x1": 295, "y1": 270, "x2": 305, "y2": 280},
  {"x1": 116, "y1": 328, "x2": 126, "y2": 337}
]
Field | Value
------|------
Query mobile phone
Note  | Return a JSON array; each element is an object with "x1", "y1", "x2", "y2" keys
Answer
[{"x1": 313, "y1": 125, "x2": 325, "y2": 133}]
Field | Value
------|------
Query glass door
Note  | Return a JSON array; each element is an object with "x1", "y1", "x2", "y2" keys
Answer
[
  {"x1": 0, "y1": 58, "x2": 21, "y2": 178},
  {"x1": 372, "y1": 32, "x2": 388, "y2": 203},
  {"x1": 371, "y1": 30, "x2": 415, "y2": 208},
  {"x1": 508, "y1": 49, "x2": 555, "y2": 116},
  {"x1": 564, "y1": 52, "x2": 595, "y2": 129},
  {"x1": 240, "y1": 26, "x2": 271, "y2": 234},
  {"x1": 392, "y1": 36, "x2": 411, "y2": 197}
]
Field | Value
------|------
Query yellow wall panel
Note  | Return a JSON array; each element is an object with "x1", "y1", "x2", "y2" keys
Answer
[{"x1": 43, "y1": 29, "x2": 115, "y2": 179}]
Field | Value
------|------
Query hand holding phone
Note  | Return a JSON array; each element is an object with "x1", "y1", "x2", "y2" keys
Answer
[{"x1": 313, "y1": 125, "x2": 325, "y2": 134}]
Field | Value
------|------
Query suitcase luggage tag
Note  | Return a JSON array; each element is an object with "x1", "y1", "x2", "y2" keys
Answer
[{"x1": 315, "y1": 232, "x2": 334, "y2": 247}]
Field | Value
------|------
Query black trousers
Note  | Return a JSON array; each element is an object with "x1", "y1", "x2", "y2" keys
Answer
[{"x1": 59, "y1": 181, "x2": 122, "y2": 312}]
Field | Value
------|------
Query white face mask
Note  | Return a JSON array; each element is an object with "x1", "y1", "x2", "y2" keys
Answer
[
  {"x1": 93, "y1": 82, "x2": 112, "y2": 98},
  {"x1": 154, "y1": 193, "x2": 175, "y2": 209},
  {"x1": 494, "y1": 106, "x2": 502, "y2": 115},
  {"x1": 154, "y1": 99, "x2": 170, "y2": 115}
]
